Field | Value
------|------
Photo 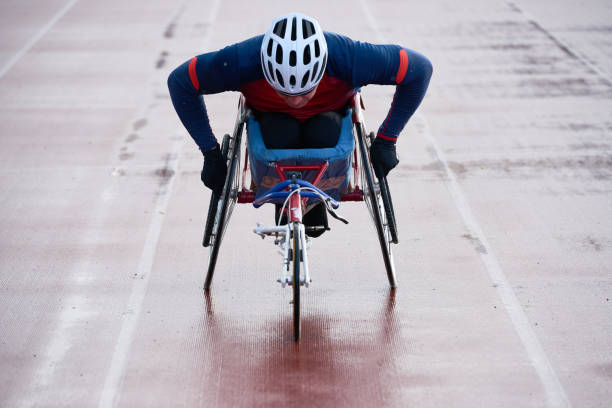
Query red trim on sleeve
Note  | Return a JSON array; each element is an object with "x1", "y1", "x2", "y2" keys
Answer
[
  {"x1": 377, "y1": 133, "x2": 398, "y2": 142},
  {"x1": 188, "y1": 57, "x2": 199, "y2": 90},
  {"x1": 395, "y1": 49, "x2": 409, "y2": 84}
]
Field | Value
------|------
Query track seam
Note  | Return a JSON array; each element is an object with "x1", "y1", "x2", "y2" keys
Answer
[
  {"x1": 0, "y1": 0, "x2": 80, "y2": 80},
  {"x1": 358, "y1": 1, "x2": 572, "y2": 407}
]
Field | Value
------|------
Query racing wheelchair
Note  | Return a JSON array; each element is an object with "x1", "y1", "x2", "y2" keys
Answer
[{"x1": 202, "y1": 92, "x2": 398, "y2": 340}]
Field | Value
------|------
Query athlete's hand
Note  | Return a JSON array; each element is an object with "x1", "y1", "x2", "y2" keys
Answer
[
  {"x1": 201, "y1": 144, "x2": 227, "y2": 195},
  {"x1": 370, "y1": 137, "x2": 399, "y2": 179}
]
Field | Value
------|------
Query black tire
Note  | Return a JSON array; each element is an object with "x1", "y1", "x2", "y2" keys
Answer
[
  {"x1": 203, "y1": 134, "x2": 230, "y2": 247},
  {"x1": 202, "y1": 191, "x2": 219, "y2": 247},
  {"x1": 367, "y1": 132, "x2": 399, "y2": 244},
  {"x1": 357, "y1": 125, "x2": 397, "y2": 288},
  {"x1": 204, "y1": 127, "x2": 243, "y2": 291},
  {"x1": 292, "y1": 223, "x2": 301, "y2": 341},
  {"x1": 379, "y1": 177, "x2": 399, "y2": 244}
]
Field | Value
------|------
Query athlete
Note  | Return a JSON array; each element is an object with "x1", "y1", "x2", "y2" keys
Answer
[{"x1": 168, "y1": 12, "x2": 432, "y2": 234}]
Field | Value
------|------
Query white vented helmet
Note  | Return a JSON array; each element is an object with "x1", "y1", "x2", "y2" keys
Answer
[{"x1": 260, "y1": 12, "x2": 328, "y2": 95}]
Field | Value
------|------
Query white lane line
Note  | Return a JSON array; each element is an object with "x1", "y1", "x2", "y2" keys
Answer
[
  {"x1": 359, "y1": 1, "x2": 571, "y2": 407},
  {"x1": 97, "y1": 139, "x2": 184, "y2": 408},
  {"x1": 418, "y1": 115, "x2": 571, "y2": 408},
  {"x1": 98, "y1": 0, "x2": 221, "y2": 405},
  {"x1": 509, "y1": 2, "x2": 612, "y2": 87},
  {"x1": 0, "y1": 0, "x2": 80, "y2": 80}
]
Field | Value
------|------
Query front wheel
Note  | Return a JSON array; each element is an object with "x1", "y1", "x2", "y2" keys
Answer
[{"x1": 292, "y1": 222, "x2": 301, "y2": 341}]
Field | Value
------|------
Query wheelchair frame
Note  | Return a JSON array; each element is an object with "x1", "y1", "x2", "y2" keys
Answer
[{"x1": 202, "y1": 92, "x2": 398, "y2": 340}]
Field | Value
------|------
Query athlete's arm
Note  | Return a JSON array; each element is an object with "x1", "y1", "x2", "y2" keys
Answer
[
  {"x1": 352, "y1": 41, "x2": 433, "y2": 142},
  {"x1": 326, "y1": 33, "x2": 432, "y2": 142},
  {"x1": 167, "y1": 46, "x2": 239, "y2": 152},
  {"x1": 167, "y1": 37, "x2": 262, "y2": 152}
]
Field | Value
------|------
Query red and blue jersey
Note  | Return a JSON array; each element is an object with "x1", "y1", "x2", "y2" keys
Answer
[{"x1": 168, "y1": 32, "x2": 432, "y2": 151}]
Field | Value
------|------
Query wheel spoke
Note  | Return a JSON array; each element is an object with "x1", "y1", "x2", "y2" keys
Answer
[
  {"x1": 356, "y1": 124, "x2": 397, "y2": 288},
  {"x1": 204, "y1": 119, "x2": 244, "y2": 290}
]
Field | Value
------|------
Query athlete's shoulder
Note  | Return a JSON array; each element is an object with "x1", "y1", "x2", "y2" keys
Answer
[
  {"x1": 325, "y1": 31, "x2": 431, "y2": 87},
  {"x1": 233, "y1": 34, "x2": 263, "y2": 64},
  {"x1": 324, "y1": 31, "x2": 357, "y2": 49},
  {"x1": 323, "y1": 31, "x2": 357, "y2": 79},
  {"x1": 226, "y1": 35, "x2": 265, "y2": 85}
]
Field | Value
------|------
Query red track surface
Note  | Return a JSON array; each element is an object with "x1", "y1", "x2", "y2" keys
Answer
[{"x1": 1, "y1": 0, "x2": 611, "y2": 407}]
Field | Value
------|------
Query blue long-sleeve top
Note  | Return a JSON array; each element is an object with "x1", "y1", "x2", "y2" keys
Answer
[{"x1": 167, "y1": 32, "x2": 432, "y2": 152}]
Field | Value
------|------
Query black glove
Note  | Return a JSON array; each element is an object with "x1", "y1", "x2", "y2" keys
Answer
[
  {"x1": 201, "y1": 144, "x2": 227, "y2": 195},
  {"x1": 370, "y1": 137, "x2": 399, "y2": 179}
]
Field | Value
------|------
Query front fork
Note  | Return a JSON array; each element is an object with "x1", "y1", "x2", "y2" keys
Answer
[
  {"x1": 253, "y1": 221, "x2": 311, "y2": 288},
  {"x1": 254, "y1": 175, "x2": 312, "y2": 287}
]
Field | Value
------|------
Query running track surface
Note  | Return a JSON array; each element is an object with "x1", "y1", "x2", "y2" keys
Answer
[{"x1": 1, "y1": 0, "x2": 611, "y2": 407}]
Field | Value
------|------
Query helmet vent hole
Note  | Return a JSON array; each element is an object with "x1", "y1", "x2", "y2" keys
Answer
[
  {"x1": 314, "y1": 40, "x2": 320, "y2": 58},
  {"x1": 267, "y1": 61, "x2": 275, "y2": 81},
  {"x1": 275, "y1": 44, "x2": 283, "y2": 64},
  {"x1": 301, "y1": 71, "x2": 310, "y2": 88},
  {"x1": 303, "y1": 45, "x2": 311, "y2": 65},
  {"x1": 290, "y1": 75, "x2": 296, "y2": 86},
  {"x1": 273, "y1": 19, "x2": 287, "y2": 38},
  {"x1": 276, "y1": 70, "x2": 284, "y2": 87},
  {"x1": 316, "y1": 54, "x2": 327, "y2": 82},
  {"x1": 302, "y1": 20, "x2": 315, "y2": 39},
  {"x1": 289, "y1": 51, "x2": 296, "y2": 67},
  {"x1": 267, "y1": 39, "x2": 273, "y2": 57},
  {"x1": 291, "y1": 17, "x2": 297, "y2": 41},
  {"x1": 311, "y1": 62, "x2": 319, "y2": 82}
]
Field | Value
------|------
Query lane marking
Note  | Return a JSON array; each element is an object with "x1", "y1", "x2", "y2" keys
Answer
[
  {"x1": 0, "y1": 0, "x2": 80, "y2": 80},
  {"x1": 98, "y1": 138, "x2": 184, "y2": 408},
  {"x1": 508, "y1": 2, "x2": 612, "y2": 87},
  {"x1": 418, "y1": 115, "x2": 571, "y2": 408},
  {"x1": 358, "y1": 1, "x2": 572, "y2": 407},
  {"x1": 4, "y1": 1, "x2": 196, "y2": 406},
  {"x1": 98, "y1": 0, "x2": 221, "y2": 406}
]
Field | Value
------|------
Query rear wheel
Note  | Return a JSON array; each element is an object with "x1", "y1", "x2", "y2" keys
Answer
[
  {"x1": 357, "y1": 125, "x2": 397, "y2": 288},
  {"x1": 379, "y1": 177, "x2": 398, "y2": 244},
  {"x1": 292, "y1": 223, "x2": 301, "y2": 341},
  {"x1": 204, "y1": 127, "x2": 243, "y2": 290},
  {"x1": 370, "y1": 133, "x2": 399, "y2": 244},
  {"x1": 203, "y1": 134, "x2": 230, "y2": 247}
]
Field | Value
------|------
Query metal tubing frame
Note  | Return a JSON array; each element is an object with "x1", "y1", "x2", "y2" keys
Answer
[{"x1": 299, "y1": 223, "x2": 310, "y2": 287}]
